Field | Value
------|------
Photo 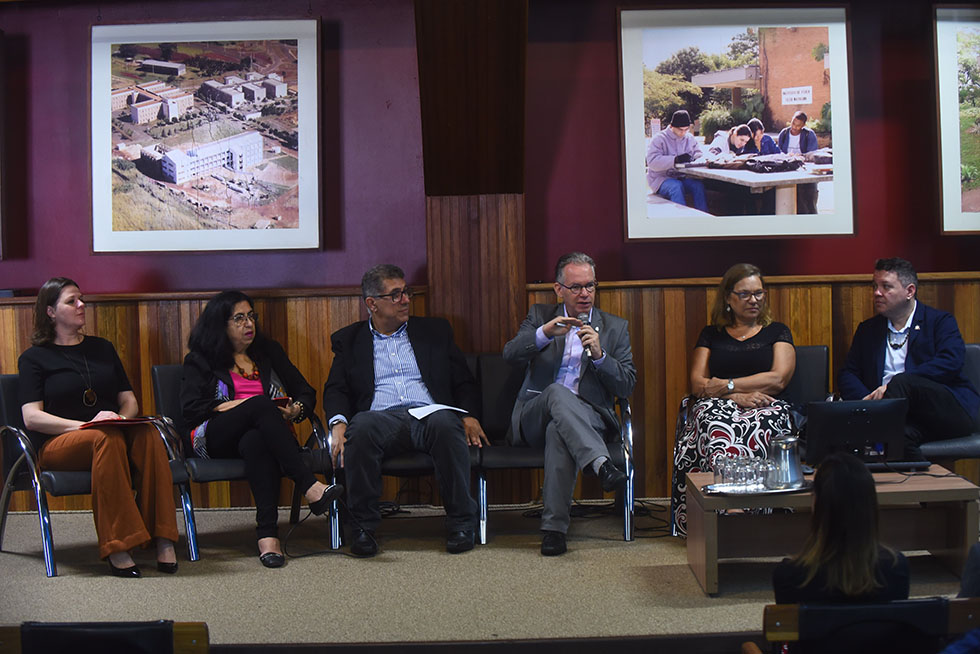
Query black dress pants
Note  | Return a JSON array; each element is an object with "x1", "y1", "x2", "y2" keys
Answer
[
  {"x1": 205, "y1": 395, "x2": 317, "y2": 539},
  {"x1": 343, "y1": 407, "x2": 476, "y2": 533},
  {"x1": 884, "y1": 373, "x2": 976, "y2": 459}
]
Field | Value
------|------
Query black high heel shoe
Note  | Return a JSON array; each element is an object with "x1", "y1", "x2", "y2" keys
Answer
[
  {"x1": 108, "y1": 560, "x2": 142, "y2": 578},
  {"x1": 308, "y1": 483, "x2": 344, "y2": 516},
  {"x1": 156, "y1": 561, "x2": 179, "y2": 574}
]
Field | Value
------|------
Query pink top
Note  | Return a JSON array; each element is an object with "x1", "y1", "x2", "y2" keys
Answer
[{"x1": 231, "y1": 372, "x2": 264, "y2": 399}]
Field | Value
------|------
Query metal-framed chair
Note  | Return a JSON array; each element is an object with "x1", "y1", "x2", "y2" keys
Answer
[
  {"x1": 150, "y1": 364, "x2": 340, "y2": 553},
  {"x1": 475, "y1": 353, "x2": 635, "y2": 544},
  {"x1": 756, "y1": 597, "x2": 980, "y2": 654},
  {"x1": 0, "y1": 620, "x2": 209, "y2": 654},
  {"x1": 324, "y1": 354, "x2": 481, "y2": 549},
  {"x1": 0, "y1": 374, "x2": 197, "y2": 576}
]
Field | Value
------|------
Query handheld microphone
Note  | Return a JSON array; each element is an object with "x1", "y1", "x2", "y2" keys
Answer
[{"x1": 577, "y1": 313, "x2": 592, "y2": 358}]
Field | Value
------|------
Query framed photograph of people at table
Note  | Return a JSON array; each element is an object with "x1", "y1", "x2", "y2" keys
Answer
[
  {"x1": 90, "y1": 19, "x2": 321, "y2": 252},
  {"x1": 618, "y1": 7, "x2": 854, "y2": 240},
  {"x1": 935, "y1": 7, "x2": 980, "y2": 235}
]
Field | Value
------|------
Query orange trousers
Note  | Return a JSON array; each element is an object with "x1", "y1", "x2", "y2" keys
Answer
[{"x1": 38, "y1": 423, "x2": 179, "y2": 559}]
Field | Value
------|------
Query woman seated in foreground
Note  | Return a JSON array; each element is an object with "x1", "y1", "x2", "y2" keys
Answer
[
  {"x1": 18, "y1": 277, "x2": 178, "y2": 577},
  {"x1": 180, "y1": 290, "x2": 342, "y2": 568},
  {"x1": 773, "y1": 451, "x2": 909, "y2": 603},
  {"x1": 670, "y1": 263, "x2": 796, "y2": 537}
]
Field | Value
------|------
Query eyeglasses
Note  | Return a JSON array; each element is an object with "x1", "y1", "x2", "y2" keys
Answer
[
  {"x1": 229, "y1": 311, "x2": 258, "y2": 326},
  {"x1": 372, "y1": 287, "x2": 414, "y2": 303},
  {"x1": 731, "y1": 290, "x2": 766, "y2": 301},
  {"x1": 557, "y1": 281, "x2": 598, "y2": 294}
]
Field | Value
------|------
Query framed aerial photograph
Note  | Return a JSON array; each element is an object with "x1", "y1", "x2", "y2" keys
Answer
[
  {"x1": 91, "y1": 19, "x2": 320, "y2": 252},
  {"x1": 619, "y1": 7, "x2": 854, "y2": 240},
  {"x1": 936, "y1": 7, "x2": 980, "y2": 234}
]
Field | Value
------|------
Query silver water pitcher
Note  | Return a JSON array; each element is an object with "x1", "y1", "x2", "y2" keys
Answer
[{"x1": 767, "y1": 434, "x2": 805, "y2": 490}]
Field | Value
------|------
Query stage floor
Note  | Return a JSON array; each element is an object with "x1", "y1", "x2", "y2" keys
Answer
[{"x1": 0, "y1": 501, "x2": 963, "y2": 646}]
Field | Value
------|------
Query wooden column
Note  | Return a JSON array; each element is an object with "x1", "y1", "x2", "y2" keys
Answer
[{"x1": 415, "y1": 0, "x2": 528, "y2": 352}]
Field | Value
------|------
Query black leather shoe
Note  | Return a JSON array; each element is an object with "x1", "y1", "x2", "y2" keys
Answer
[
  {"x1": 351, "y1": 529, "x2": 378, "y2": 557},
  {"x1": 309, "y1": 483, "x2": 344, "y2": 516},
  {"x1": 156, "y1": 561, "x2": 179, "y2": 574},
  {"x1": 108, "y1": 561, "x2": 142, "y2": 578},
  {"x1": 540, "y1": 530, "x2": 567, "y2": 556},
  {"x1": 598, "y1": 460, "x2": 627, "y2": 492},
  {"x1": 446, "y1": 529, "x2": 475, "y2": 554},
  {"x1": 259, "y1": 552, "x2": 285, "y2": 568}
]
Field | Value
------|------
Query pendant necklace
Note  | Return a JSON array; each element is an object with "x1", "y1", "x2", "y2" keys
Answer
[
  {"x1": 889, "y1": 330, "x2": 910, "y2": 350},
  {"x1": 61, "y1": 348, "x2": 97, "y2": 407}
]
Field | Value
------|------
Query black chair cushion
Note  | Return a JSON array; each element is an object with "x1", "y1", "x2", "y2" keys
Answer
[
  {"x1": 38, "y1": 471, "x2": 92, "y2": 496},
  {"x1": 480, "y1": 444, "x2": 626, "y2": 470},
  {"x1": 381, "y1": 448, "x2": 480, "y2": 476},
  {"x1": 779, "y1": 345, "x2": 829, "y2": 406},
  {"x1": 921, "y1": 433, "x2": 980, "y2": 460},
  {"x1": 184, "y1": 458, "x2": 247, "y2": 483}
]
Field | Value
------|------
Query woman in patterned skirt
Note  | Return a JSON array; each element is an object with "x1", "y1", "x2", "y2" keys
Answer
[{"x1": 670, "y1": 263, "x2": 797, "y2": 537}]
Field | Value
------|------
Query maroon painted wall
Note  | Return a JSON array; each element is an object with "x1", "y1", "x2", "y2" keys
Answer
[
  {"x1": 525, "y1": 0, "x2": 980, "y2": 282},
  {"x1": 0, "y1": 0, "x2": 426, "y2": 293}
]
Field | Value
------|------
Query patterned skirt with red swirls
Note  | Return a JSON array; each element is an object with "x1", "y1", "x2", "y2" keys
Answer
[{"x1": 670, "y1": 396, "x2": 795, "y2": 537}]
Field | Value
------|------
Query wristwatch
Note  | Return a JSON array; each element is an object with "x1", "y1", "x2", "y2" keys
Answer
[{"x1": 727, "y1": 378, "x2": 735, "y2": 392}]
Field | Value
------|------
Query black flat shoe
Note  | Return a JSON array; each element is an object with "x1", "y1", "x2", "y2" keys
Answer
[
  {"x1": 598, "y1": 460, "x2": 627, "y2": 492},
  {"x1": 259, "y1": 552, "x2": 285, "y2": 568},
  {"x1": 108, "y1": 561, "x2": 142, "y2": 578},
  {"x1": 350, "y1": 529, "x2": 378, "y2": 557},
  {"x1": 540, "y1": 530, "x2": 567, "y2": 556},
  {"x1": 446, "y1": 529, "x2": 475, "y2": 554},
  {"x1": 156, "y1": 561, "x2": 179, "y2": 574},
  {"x1": 309, "y1": 483, "x2": 345, "y2": 516}
]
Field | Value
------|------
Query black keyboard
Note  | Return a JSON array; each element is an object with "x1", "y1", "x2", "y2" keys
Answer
[{"x1": 865, "y1": 461, "x2": 933, "y2": 472}]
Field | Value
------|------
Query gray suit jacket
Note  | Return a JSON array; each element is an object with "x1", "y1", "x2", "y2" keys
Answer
[{"x1": 502, "y1": 303, "x2": 636, "y2": 445}]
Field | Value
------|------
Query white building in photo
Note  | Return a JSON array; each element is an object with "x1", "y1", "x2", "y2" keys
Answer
[{"x1": 160, "y1": 131, "x2": 263, "y2": 184}]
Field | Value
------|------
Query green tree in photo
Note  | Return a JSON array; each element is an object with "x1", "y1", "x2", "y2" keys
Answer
[{"x1": 643, "y1": 68, "x2": 702, "y2": 134}]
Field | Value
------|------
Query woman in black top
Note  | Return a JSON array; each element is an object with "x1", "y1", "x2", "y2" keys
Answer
[
  {"x1": 180, "y1": 290, "x2": 341, "y2": 568},
  {"x1": 670, "y1": 263, "x2": 797, "y2": 536},
  {"x1": 773, "y1": 451, "x2": 909, "y2": 603},
  {"x1": 18, "y1": 277, "x2": 178, "y2": 577}
]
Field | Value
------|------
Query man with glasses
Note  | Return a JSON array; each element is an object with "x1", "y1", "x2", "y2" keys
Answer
[
  {"x1": 839, "y1": 258, "x2": 979, "y2": 459},
  {"x1": 503, "y1": 252, "x2": 636, "y2": 555},
  {"x1": 323, "y1": 264, "x2": 488, "y2": 556}
]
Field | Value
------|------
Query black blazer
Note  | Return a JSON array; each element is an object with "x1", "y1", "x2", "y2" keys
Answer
[
  {"x1": 322, "y1": 316, "x2": 479, "y2": 422},
  {"x1": 180, "y1": 337, "x2": 316, "y2": 435}
]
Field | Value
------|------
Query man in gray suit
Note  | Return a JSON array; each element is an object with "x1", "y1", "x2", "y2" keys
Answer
[{"x1": 503, "y1": 252, "x2": 636, "y2": 555}]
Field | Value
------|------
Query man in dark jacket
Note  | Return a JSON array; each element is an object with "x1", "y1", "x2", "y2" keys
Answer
[
  {"x1": 839, "y1": 258, "x2": 979, "y2": 459},
  {"x1": 323, "y1": 264, "x2": 488, "y2": 556}
]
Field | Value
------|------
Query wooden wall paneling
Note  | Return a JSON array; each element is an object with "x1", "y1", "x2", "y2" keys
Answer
[{"x1": 426, "y1": 194, "x2": 526, "y2": 354}]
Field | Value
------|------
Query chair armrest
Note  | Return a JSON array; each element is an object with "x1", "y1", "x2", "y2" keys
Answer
[
  {"x1": 145, "y1": 416, "x2": 185, "y2": 461},
  {"x1": 3, "y1": 424, "x2": 44, "y2": 489},
  {"x1": 305, "y1": 412, "x2": 329, "y2": 451}
]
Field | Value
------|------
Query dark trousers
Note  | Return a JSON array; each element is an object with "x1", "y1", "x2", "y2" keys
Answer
[
  {"x1": 797, "y1": 183, "x2": 818, "y2": 213},
  {"x1": 884, "y1": 373, "x2": 976, "y2": 459},
  {"x1": 344, "y1": 408, "x2": 476, "y2": 533},
  {"x1": 205, "y1": 395, "x2": 316, "y2": 539}
]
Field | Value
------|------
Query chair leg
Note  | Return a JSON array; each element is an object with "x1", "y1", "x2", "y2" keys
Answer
[
  {"x1": 32, "y1": 479, "x2": 57, "y2": 577},
  {"x1": 623, "y1": 461, "x2": 634, "y2": 543},
  {"x1": 289, "y1": 483, "x2": 302, "y2": 524},
  {"x1": 478, "y1": 470, "x2": 488, "y2": 545},
  {"x1": 177, "y1": 483, "x2": 200, "y2": 562},
  {"x1": 329, "y1": 499, "x2": 341, "y2": 550},
  {"x1": 0, "y1": 458, "x2": 22, "y2": 551}
]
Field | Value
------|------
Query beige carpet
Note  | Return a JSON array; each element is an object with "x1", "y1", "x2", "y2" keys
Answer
[{"x1": 0, "y1": 501, "x2": 963, "y2": 646}]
